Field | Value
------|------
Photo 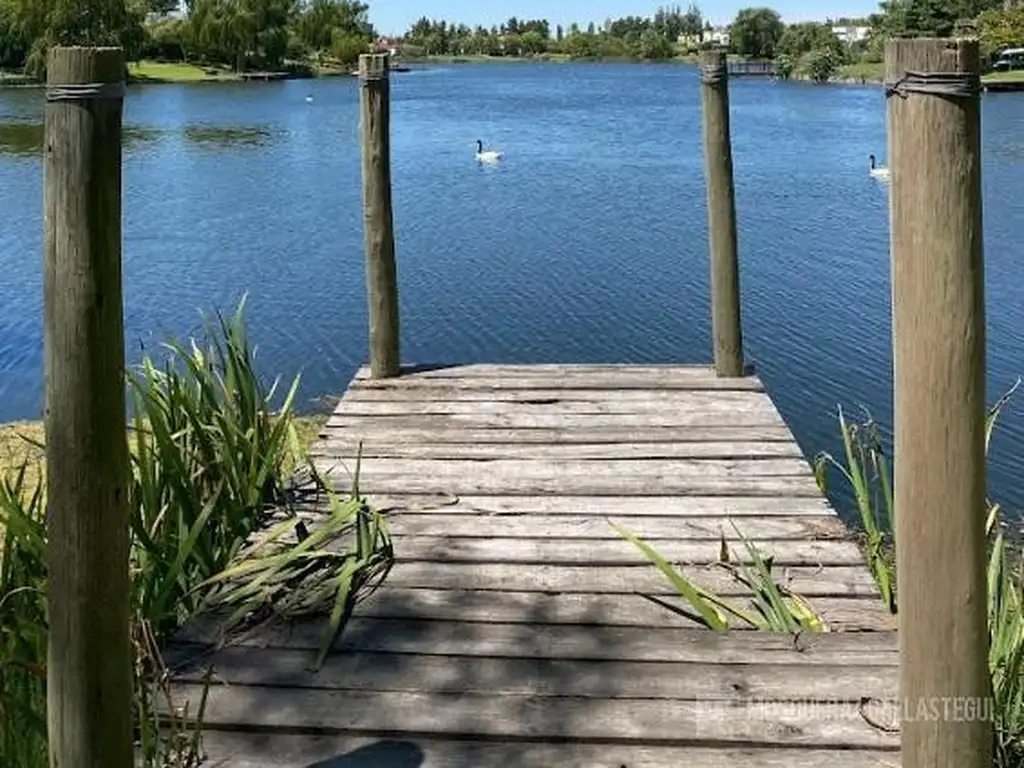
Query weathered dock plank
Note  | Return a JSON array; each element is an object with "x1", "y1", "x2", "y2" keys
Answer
[
  {"x1": 383, "y1": 562, "x2": 883, "y2": 597},
  {"x1": 169, "y1": 364, "x2": 897, "y2": 766},
  {"x1": 172, "y1": 683, "x2": 900, "y2": 748},
  {"x1": 354, "y1": 493, "x2": 835, "y2": 516}
]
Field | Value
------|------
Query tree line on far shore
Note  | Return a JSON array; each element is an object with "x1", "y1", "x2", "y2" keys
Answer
[
  {"x1": 0, "y1": 0, "x2": 377, "y2": 76},
  {"x1": 1, "y1": 0, "x2": 1023, "y2": 79},
  {"x1": 402, "y1": 1, "x2": 1024, "y2": 81}
]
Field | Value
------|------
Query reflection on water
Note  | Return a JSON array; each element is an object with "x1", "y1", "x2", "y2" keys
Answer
[
  {"x1": 3, "y1": 66, "x2": 1024, "y2": 515},
  {"x1": 182, "y1": 125, "x2": 275, "y2": 148},
  {"x1": 0, "y1": 121, "x2": 165, "y2": 157},
  {"x1": 0, "y1": 121, "x2": 41, "y2": 156}
]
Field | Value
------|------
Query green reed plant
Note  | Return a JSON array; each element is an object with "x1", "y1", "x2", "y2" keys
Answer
[
  {"x1": 0, "y1": 463, "x2": 48, "y2": 768},
  {"x1": 200, "y1": 462, "x2": 394, "y2": 670},
  {"x1": 0, "y1": 297, "x2": 394, "y2": 767},
  {"x1": 611, "y1": 521, "x2": 828, "y2": 633},
  {"x1": 815, "y1": 380, "x2": 1024, "y2": 766},
  {"x1": 814, "y1": 407, "x2": 896, "y2": 613},
  {"x1": 128, "y1": 297, "x2": 301, "y2": 639}
]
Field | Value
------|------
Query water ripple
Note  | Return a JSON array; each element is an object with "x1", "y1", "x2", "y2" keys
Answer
[{"x1": 3, "y1": 65, "x2": 1024, "y2": 513}]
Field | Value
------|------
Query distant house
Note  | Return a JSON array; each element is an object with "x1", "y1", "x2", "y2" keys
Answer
[
  {"x1": 702, "y1": 27, "x2": 731, "y2": 47},
  {"x1": 375, "y1": 38, "x2": 401, "y2": 56},
  {"x1": 832, "y1": 26, "x2": 870, "y2": 44}
]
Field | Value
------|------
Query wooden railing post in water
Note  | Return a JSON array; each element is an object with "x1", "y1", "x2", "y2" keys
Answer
[
  {"x1": 43, "y1": 46, "x2": 133, "y2": 768},
  {"x1": 359, "y1": 52, "x2": 400, "y2": 378},
  {"x1": 885, "y1": 38, "x2": 991, "y2": 768},
  {"x1": 699, "y1": 49, "x2": 744, "y2": 378}
]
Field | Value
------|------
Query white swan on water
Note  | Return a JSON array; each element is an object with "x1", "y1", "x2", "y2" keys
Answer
[
  {"x1": 475, "y1": 139, "x2": 503, "y2": 164},
  {"x1": 869, "y1": 154, "x2": 890, "y2": 181}
]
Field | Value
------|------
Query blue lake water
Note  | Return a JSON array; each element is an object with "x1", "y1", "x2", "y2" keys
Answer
[{"x1": 2, "y1": 62, "x2": 1024, "y2": 517}]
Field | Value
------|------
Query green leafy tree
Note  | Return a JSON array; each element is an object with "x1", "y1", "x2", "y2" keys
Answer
[
  {"x1": 803, "y1": 46, "x2": 839, "y2": 81},
  {"x1": 296, "y1": 0, "x2": 370, "y2": 55},
  {"x1": 774, "y1": 52, "x2": 795, "y2": 78},
  {"x1": 0, "y1": 0, "x2": 147, "y2": 74},
  {"x1": 978, "y1": 8, "x2": 1024, "y2": 59},
  {"x1": 563, "y1": 30, "x2": 594, "y2": 57},
  {"x1": 519, "y1": 29, "x2": 547, "y2": 55},
  {"x1": 330, "y1": 28, "x2": 365, "y2": 65},
  {"x1": 730, "y1": 7, "x2": 785, "y2": 57},
  {"x1": 639, "y1": 28, "x2": 674, "y2": 59},
  {"x1": 873, "y1": 0, "x2": 1003, "y2": 38},
  {"x1": 778, "y1": 21, "x2": 844, "y2": 59}
]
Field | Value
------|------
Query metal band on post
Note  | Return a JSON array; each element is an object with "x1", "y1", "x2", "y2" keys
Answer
[
  {"x1": 359, "y1": 53, "x2": 390, "y2": 85},
  {"x1": 46, "y1": 81, "x2": 126, "y2": 102},
  {"x1": 884, "y1": 70, "x2": 981, "y2": 99},
  {"x1": 700, "y1": 59, "x2": 727, "y2": 86}
]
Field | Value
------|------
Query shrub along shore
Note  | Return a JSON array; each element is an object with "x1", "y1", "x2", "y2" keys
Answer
[{"x1": 0, "y1": 301, "x2": 393, "y2": 766}]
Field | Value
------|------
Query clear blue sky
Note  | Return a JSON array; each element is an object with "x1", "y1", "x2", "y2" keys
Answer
[{"x1": 368, "y1": 1, "x2": 882, "y2": 36}]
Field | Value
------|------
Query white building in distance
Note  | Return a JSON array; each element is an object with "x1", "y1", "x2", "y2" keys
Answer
[{"x1": 832, "y1": 25, "x2": 871, "y2": 44}]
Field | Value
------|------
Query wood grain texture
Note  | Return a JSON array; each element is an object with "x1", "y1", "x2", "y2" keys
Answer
[
  {"x1": 313, "y1": 439, "x2": 805, "y2": 459},
  {"x1": 700, "y1": 49, "x2": 744, "y2": 377},
  {"x1": 360, "y1": 494, "x2": 834, "y2": 517},
  {"x1": 319, "y1": 424, "x2": 798, "y2": 443},
  {"x1": 178, "y1": 618, "x2": 899, "y2": 664},
  {"x1": 383, "y1": 562, "x2": 884, "y2": 598},
  {"x1": 377, "y1": 536, "x2": 867, "y2": 566},
  {"x1": 379, "y1": 512, "x2": 847, "y2": 539},
  {"x1": 169, "y1": 684, "x2": 900, "y2": 748},
  {"x1": 43, "y1": 45, "x2": 134, "y2": 768},
  {"x1": 349, "y1": 588, "x2": 895, "y2": 631},
  {"x1": 332, "y1": 396, "x2": 780, "y2": 417},
  {"x1": 341, "y1": 387, "x2": 771, "y2": 403},
  {"x1": 886, "y1": 38, "x2": 990, "y2": 768},
  {"x1": 171, "y1": 646, "x2": 897, "y2": 699},
  {"x1": 326, "y1": 411, "x2": 785, "y2": 430},
  {"x1": 353, "y1": 363, "x2": 737, "y2": 378},
  {"x1": 316, "y1": 456, "x2": 815, "y2": 477},
  {"x1": 316, "y1": 466, "x2": 823, "y2": 496},
  {"x1": 350, "y1": 371, "x2": 766, "y2": 391},
  {"x1": 358, "y1": 53, "x2": 399, "y2": 377}
]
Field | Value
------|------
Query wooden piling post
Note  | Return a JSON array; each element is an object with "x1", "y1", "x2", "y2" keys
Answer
[
  {"x1": 886, "y1": 38, "x2": 991, "y2": 768},
  {"x1": 359, "y1": 52, "x2": 400, "y2": 378},
  {"x1": 43, "y1": 46, "x2": 133, "y2": 768},
  {"x1": 699, "y1": 48, "x2": 744, "y2": 378}
]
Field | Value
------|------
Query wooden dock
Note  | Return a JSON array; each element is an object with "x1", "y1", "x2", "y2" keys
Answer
[{"x1": 169, "y1": 363, "x2": 900, "y2": 767}]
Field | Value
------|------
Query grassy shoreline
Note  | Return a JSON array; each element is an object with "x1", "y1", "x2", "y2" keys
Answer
[
  {"x1": 8, "y1": 57, "x2": 1024, "y2": 88},
  {"x1": 0, "y1": 414, "x2": 328, "y2": 491}
]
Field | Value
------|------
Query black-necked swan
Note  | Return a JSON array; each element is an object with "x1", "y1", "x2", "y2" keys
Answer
[
  {"x1": 475, "y1": 139, "x2": 503, "y2": 163},
  {"x1": 869, "y1": 154, "x2": 890, "y2": 181}
]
